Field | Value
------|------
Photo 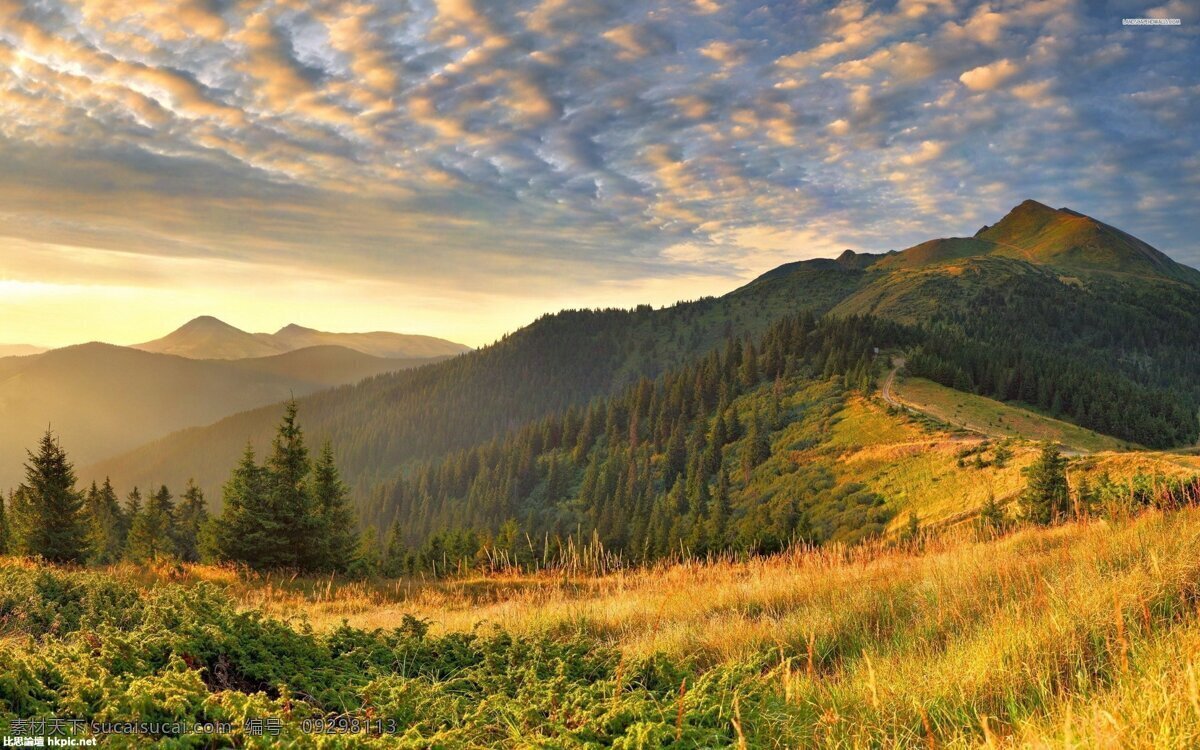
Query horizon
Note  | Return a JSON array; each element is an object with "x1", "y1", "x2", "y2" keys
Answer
[
  {"x1": 3, "y1": 0, "x2": 1197, "y2": 349},
  {"x1": 7, "y1": 196, "x2": 1197, "y2": 352}
]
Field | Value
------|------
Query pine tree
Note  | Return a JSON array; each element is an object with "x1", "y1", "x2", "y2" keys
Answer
[
  {"x1": 977, "y1": 490, "x2": 1007, "y2": 536},
  {"x1": 0, "y1": 491, "x2": 9, "y2": 555},
  {"x1": 992, "y1": 442, "x2": 1013, "y2": 468},
  {"x1": 266, "y1": 401, "x2": 318, "y2": 568},
  {"x1": 84, "y1": 478, "x2": 124, "y2": 564},
  {"x1": 216, "y1": 444, "x2": 279, "y2": 568},
  {"x1": 7, "y1": 488, "x2": 32, "y2": 553},
  {"x1": 312, "y1": 442, "x2": 357, "y2": 572},
  {"x1": 1019, "y1": 443, "x2": 1070, "y2": 525},
  {"x1": 743, "y1": 411, "x2": 771, "y2": 479},
  {"x1": 1073, "y1": 475, "x2": 1096, "y2": 519},
  {"x1": 121, "y1": 487, "x2": 142, "y2": 547},
  {"x1": 175, "y1": 480, "x2": 208, "y2": 563},
  {"x1": 127, "y1": 485, "x2": 177, "y2": 562},
  {"x1": 381, "y1": 519, "x2": 409, "y2": 577},
  {"x1": 14, "y1": 429, "x2": 88, "y2": 563},
  {"x1": 348, "y1": 530, "x2": 381, "y2": 578},
  {"x1": 706, "y1": 468, "x2": 731, "y2": 550}
]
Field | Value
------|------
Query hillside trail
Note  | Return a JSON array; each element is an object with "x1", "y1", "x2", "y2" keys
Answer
[
  {"x1": 880, "y1": 357, "x2": 1089, "y2": 456},
  {"x1": 978, "y1": 235, "x2": 1039, "y2": 261}
]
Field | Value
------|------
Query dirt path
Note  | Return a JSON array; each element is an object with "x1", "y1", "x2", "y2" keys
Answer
[
  {"x1": 881, "y1": 357, "x2": 1089, "y2": 455},
  {"x1": 880, "y1": 357, "x2": 906, "y2": 409}
]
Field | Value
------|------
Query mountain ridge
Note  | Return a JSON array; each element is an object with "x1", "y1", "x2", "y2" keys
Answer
[
  {"x1": 81, "y1": 200, "x2": 1200, "y2": 506},
  {"x1": 0, "y1": 342, "x2": 449, "y2": 489},
  {"x1": 133, "y1": 317, "x2": 471, "y2": 360}
]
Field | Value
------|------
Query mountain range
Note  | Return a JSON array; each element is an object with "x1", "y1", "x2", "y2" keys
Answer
[
  {"x1": 0, "y1": 344, "x2": 46, "y2": 358},
  {"x1": 0, "y1": 320, "x2": 469, "y2": 489},
  {"x1": 132, "y1": 316, "x2": 471, "y2": 360},
  {"x1": 82, "y1": 201, "x2": 1200, "y2": 505}
]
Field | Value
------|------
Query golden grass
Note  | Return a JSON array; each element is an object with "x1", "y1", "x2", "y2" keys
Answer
[{"x1": 78, "y1": 505, "x2": 1200, "y2": 746}]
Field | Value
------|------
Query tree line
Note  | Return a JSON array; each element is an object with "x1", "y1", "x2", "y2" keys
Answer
[
  {"x1": 357, "y1": 313, "x2": 915, "y2": 574},
  {"x1": 0, "y1": 404, "x2": 361, "y2": 573},
  {"x1": 906, "y1": 269, "x2": 1200, "y2": 448}
]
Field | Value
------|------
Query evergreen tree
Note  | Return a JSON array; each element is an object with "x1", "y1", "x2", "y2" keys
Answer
[
  {"x1": 121, "y1": 487, "x2": 142, "y2": 546},
  {"x1": 1019, "y1": 443, "x2": 1070, "y2": 525},
  {"x1": 977, "y1": 490, "x2": 1007, "y2": 536},
  {"x1": 7, "y1": 488, "x2": 32, "y2": 553},
  {"x1": 1073, "y1": 475, "x2": 1096, "y2": 519},
  {"x1": 742, "y1": 411, "x2": 771, "y2": 480},
  {"x1": 84, "y1": 478, "x2": 124, "y2": 564},
  {"x1": 216, "y1": 444, "x2": 279, "y2": 568},
  {"x1": 381, "y1": 519, "x2": 409, "y2": 577},
  {"x1": 175, "y1": 480, "x2": 208, "y2": 563},
  {"x1": 706, "y1": 468, "x2": 731, "y2": 550},
  {"x1": 215, "y1": 406, "x2": 356, "y2": 572},
  {"x1": 992, "y1": 442, "x2": 1013, "y2": 468},
  {"x1": 312, "y1": 442, "x2": 357, "y2": 572},
  {"x1": 14, "y1": 429, "x2": 88, "y2": 563},
  {"x1": 127, "y1": 485, "x2": 177, "y2": 562},
  {"x1": 266, "y1": 401, "x2": 318, "y2": 568},
  {"x1": 348, "y1": 530, "x2": 381, "y2": 578},
  {"x1": 0, "y1": 491, "x2": 8, "y2": 555}
]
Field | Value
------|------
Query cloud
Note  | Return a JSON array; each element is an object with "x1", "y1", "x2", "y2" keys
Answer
[
  {"x1": 959, "y1": 58, "x2": 1020, "y2": 90},
  {"x1": 898, "y1": 140, "x2": 946, "y2": 166},
  {"x1": 0, "y1": 0, "x2": 1196, "y2": 347}
]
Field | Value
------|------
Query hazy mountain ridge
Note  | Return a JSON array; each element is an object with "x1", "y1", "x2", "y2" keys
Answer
[
  {"x1": 133, "y1": 316, "x2": 471, "y2": 360},
  {"x1": 0, "y1": 342, "x2": 449, "y2": 489},
  {"x1": 0, "y1": 344, "x2": 47, "y2": 358}
]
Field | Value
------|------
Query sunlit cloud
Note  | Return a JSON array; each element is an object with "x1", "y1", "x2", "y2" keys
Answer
[{"x1": 0, "y1": 0, "x2": 1195, "y2": 348}]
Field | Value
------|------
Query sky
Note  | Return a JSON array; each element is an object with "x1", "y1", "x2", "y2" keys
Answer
[{"x1": 0, "y1": 0, "x2": 1196, "y2": 349}]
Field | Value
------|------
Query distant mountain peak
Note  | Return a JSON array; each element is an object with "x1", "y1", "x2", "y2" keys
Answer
[
  {"x1": 1015, "y1": 197, "x2": 1055, "y2": 212},
  {"x1": 133, "y1": 317, "x2": 284, "y2": 360},
  {"x1": 179, "y1": 315, "x2": 238, "y2": 330},
  {"x1": 276, "y1": 323, "x2": 317, "y2": 335},
  {"x1": 132, "y1": 318, "x2": 470, "y2": 360}
]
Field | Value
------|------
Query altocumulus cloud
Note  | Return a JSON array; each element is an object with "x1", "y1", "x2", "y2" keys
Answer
[{"x1": 0, "y1": 0, "x2": 1198, "y2": 331}]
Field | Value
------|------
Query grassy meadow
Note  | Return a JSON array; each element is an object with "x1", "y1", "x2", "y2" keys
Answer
[
  {"x1": 5, "y1": 504, "x2": 1200, "y2": 747},
  {"x1": 888, "y1": 376, "x2": 1131, "y2": 454},
  {"x1": 6, "y1": 383, "x2": 1200, "y2": 747}
]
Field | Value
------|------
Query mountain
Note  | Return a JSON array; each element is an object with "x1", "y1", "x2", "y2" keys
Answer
[
  {"x1": 976, "y1": 200, "x2": 1200, "y2": 284},
  {"x1": 0, "y1": 344, "x2": 47, "y2": 358},
  {"x1": 133, "y1": 316, "x2": 470, "y2": 360},
  {"x1": 85, "y1": 201, "x2": 1200, "y2": 505},
  {"x1": 271, "y1": 324, "x2": 471, "y2": 359},
  {"x1": 0, "y1": 344, "x2": 447, "y2": 490},
  {"x1": 860, "y1": 200, "x2": 1200, "y2": 283},
  {"x1": 133, "y1": 316, "x2": 285, "y2": 359},
  {"x1": 222, "y1": 345, "x2": 438, "y2": 383}
]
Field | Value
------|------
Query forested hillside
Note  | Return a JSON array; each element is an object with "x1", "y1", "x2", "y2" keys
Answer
[
  {"x1": 364, "y1": 314, "x2": 914, "y2": 568},
  {"x1": 85, "y1": 202, "x2": 1200, "y2": 510},
  {"x1": 86, "y1": 265, "x2": 863, "y2": 497}
]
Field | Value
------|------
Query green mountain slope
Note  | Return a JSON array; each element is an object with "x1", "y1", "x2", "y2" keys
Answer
[
  {"x1": 977, "y1": 200, "x2": 1200, "y2": 284},
  {"x1": 82, "y1": 201, "x2": 1200, "y2": 506},
  {"x1": 84, "y1": 264, "x2": 864, "y2": 499}
]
